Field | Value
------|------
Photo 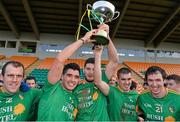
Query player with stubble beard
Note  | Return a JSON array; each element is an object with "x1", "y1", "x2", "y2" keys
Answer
[{"x1": 73, "y1": 24, "x2": 119, "y2": 121}]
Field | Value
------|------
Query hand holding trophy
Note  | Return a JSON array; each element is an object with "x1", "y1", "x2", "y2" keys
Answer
[
  {"x1": 88, "y1": 1, "x2": 120, "y2": 45},
  {"x1": 76, "y1": 1, "x2": 120, "y2": 46}
]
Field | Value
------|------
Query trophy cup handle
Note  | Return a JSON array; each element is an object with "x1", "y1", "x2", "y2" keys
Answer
[
  {"x1": 87, "y1": 4, "x2": 92, "y2": 10},
  {"x1": 111, "y1": 11, "x2": 120, "y2": 21}
]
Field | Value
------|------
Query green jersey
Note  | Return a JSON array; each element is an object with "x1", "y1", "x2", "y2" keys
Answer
[
  {"x1": 37, "y1": 81, "x2": 78, "y2": 121},
  {"x1": 137, "y1": 89, "x2": 180, "y2": 121},
  {"x1": 107, "y1": 86, "x2": 138, "y2": 121},
  {"x1": 73, "y1": 80, "x2": 109, "y2": 121},
  {"x1": 0, "y1": 88, "x2": 41, "y2": 121}
]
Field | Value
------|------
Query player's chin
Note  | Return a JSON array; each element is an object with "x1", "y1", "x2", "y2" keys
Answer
[
  {"x1": 124, "y1": 86, "x2": 130, "y2": 91},
  {"x1": 8, "y1": 88, "x2": 19, "y2": 94},
  {"x1": 67, "y1": 86, "x2": 75, "y2": 91},
  {"x1": 67, "y1": 85, "x2": 77, "y2": 91},
  {"x1": 87, "y1": 77, "x2": 94, "y2": 81},
  {"x1": 151, "y1": 88, "x2": 160, "y2": 95}
]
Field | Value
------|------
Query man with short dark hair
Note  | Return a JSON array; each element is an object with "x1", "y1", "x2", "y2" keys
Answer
[
  {"x1": 37, "y1": 29, "x2": 96, "y2": 121},
  {"x1": 73, "y1": 24, "x2": 119, "y2": 121},
  {"x1": 0, "y1": 61, "x2": 41, "y2": 121},
  {"x1": 24, "y1": 76, "x2": 37, "y2": 88},
  {"x1": 165, "y1": 74, "x2": 180, "y2": 93},
  {"x1": 137, "y1": 66, "x2": 180, "y2": 121},
  {"x1": 93, "y1": 46, "x2": 138, "y2": 121}
]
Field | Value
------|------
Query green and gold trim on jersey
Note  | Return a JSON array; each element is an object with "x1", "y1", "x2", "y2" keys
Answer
[
  {"x1": 168, "y1": 89, "x2": 180, "y2": 95},
  {"x1": 139, "y1": 89, "x2": 150, "y2": 95}
]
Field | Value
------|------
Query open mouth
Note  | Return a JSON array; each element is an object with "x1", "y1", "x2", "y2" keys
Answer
[
  {"x1": 151, "y1": 87, "x2": 159, "y2": 94},
  {"x1": 69, "y1": 82, "x2": 77, "y2": 88},
  {"x1": 10, "y1": 83, "x2": 18, "y2": 88},
  {"x1": 124, "y1": 85, "x2": 130, "y2": 89}
]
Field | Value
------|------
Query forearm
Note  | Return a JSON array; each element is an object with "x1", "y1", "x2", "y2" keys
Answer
[
  {"x1": 94, "y1": 53, "x2": 109, "y2": 96},
  {"x1": 94, "y1": 54, "x2": 102, "y2": 85},
  {"x1": 56, "y1": 39, "x2": 83, "y2": 62},
  {"x1": 107, "y1": 37, "x2": 119, "y2": 63},
  {"x1": 48, "y1": 39, "x2": 83, "y2": 84},
  {"x1": 48, "y1": 29, "x2": 96, "y2": 84},
  {"x1": 106, "y1": 37, "x2": 119, "y2": 79}
]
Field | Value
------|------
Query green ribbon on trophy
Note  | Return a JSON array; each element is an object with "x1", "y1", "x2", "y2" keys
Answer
[{"x1": 76, "y1": 0, "x2": 120, "y2": 45}]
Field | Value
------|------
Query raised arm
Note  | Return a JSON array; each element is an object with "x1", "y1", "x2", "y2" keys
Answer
[
  {"x1": 48, "y1": 30, "x2": 96, "y2": 84},
  {"x1": 105, "y1": 37, "x2": 119, "y2": 79},
  {"x1": 94, "y1": 45, "x2": 110, "y2": 96},
  {"x1": 97, "y1": 24, "x2": 119, "y2": 80}
]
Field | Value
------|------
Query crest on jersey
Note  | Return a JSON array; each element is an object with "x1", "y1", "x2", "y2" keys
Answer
[
  {"x1": 13, "y1": 103, "x2": 25, "y2": 115},
  {"x1": 169, "y1": 106, "x2": 174, "y2": 113},
  {"x1": 164, "y1": 116, "x2": 175, "y2": 122}
]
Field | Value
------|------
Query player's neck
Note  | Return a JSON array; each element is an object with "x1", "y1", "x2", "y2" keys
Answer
[
  {"x1": 118, "y1": 85, "x2": 130, "y2": 92},
  {"x1": 1, "y1": 87, "x2": 19, "y2": 95}
]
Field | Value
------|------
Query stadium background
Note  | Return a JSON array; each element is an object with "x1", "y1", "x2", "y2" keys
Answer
[{"x1": 0, "y1": 0, "x2": 180, "y2": 90}]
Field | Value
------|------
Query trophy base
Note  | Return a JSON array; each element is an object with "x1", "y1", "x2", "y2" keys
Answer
[{"x1": 91, "y1": 35, "x2": 109, "y2": 45}]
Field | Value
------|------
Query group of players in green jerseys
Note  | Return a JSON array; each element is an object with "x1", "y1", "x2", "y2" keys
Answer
[{"x1": 0, "y1": 24, "x2": 180, "y2": 121}]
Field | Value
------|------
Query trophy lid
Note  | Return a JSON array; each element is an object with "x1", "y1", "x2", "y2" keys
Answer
[{"x1": 92, "y1": 1, "x2": 115, "y2": 22}]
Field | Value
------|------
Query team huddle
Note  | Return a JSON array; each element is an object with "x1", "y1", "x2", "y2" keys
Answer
[{"x1": 0, "y1": 24, "x2": 180, "y2": 121}]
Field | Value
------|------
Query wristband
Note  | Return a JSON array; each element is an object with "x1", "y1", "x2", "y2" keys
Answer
[{"x1": 80, "y1": 38, "x2": 85, "y2": 44}]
